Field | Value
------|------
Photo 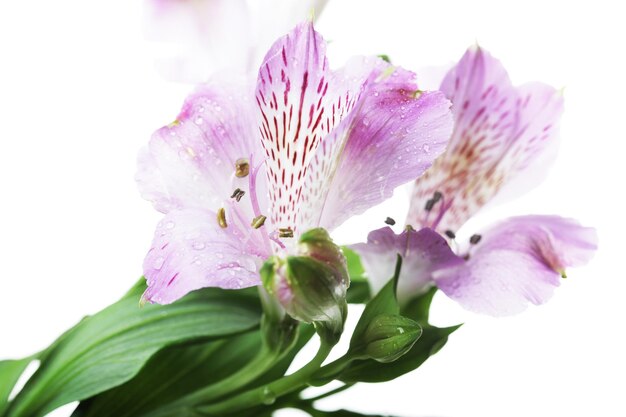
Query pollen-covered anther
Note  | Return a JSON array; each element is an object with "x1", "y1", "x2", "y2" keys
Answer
[
  {"x1": 469, "y1": 234, "x2": 482, "y2": 244},
  {"x1": 278, "y1": 228, "x2": 294, "y2": 238},
  {"x1": 385, "y1": 217, "x2": 396, "y2": 226},
  {"x1": 444, "y1": 230, "x2": 456, "y2": 239},
  {"x1": 230, "y1": 188, "x2": 245, "y2": 202},
  {"x1": 235, "y1": 158, "x2": 250, "y2": 178},
  {"x1": 405, "y1": 224, "x2": 415, "y2": 232},
  {"x1": 432, "y1": 191, "x2": 443, "y2": 203},
  {"x1": 217, "y1": 207, "x2": 228, "y2": 228},
  {"x1": 251, "y1": 214, "x2": 267, "y2": 229}
]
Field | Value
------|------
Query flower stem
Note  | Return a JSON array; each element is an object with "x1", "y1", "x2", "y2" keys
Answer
[
  {"x1": 142, "y1": 346, "x2": 280, "y2": 417},
  {"x1": 195, "y1": 341, "x2": 334, "y2": 416}
]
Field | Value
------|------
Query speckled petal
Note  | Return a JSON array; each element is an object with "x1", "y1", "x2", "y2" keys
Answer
[
  {"x1": 312, "y1": 63, "x2": 453, "y2": 232},
  {"x1": 407, "y1": 47, "x2": 564, "y2": 233},
  {"x1": 433, "y1": 215, "x2": 598, "y2": 316},
  {"x1": 137, "y1": 77, "x2": 264, "y2": 215},
  {"x1": 143, "y1": 208, "x2": 271, "y2": 304},
  {"x1": 256, "y1": 22, "x2": 367, "y2": 232},
  {"x1": 351, "y1": 227, "x2": 463, "y2": 302}
]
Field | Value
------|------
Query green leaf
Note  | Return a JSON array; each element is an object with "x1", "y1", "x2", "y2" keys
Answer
[
  {"x1": 343, "y1": 247, "x2": 366, "y2": 282},
  {"x1": 72, "y1": 333, "x2": 262, "y2": 417},
  {"x1": 6, "y1": 283, "x2": 261, "y2": 417},
  {"x1": 338, "y1": 324, "x2": 460, "y2": 383},
  {"x1": 0, "y1": 358, "x2": 33, "y2": 415},
  {"x1": 346, "y1": 281, "x2": 371, "y2": 304},
  {"x1": 342, "y1": 247, "x2": 371, "y2": 304},
  {"x1": 401, "y1": 286, "x2": 438, "y2": 324},
  {"x1": 300, "y1": 406, "x2": 393, "y2": 417},
  {"x1": 349, "y1": 255, "x2": 402, "y2": 351}
]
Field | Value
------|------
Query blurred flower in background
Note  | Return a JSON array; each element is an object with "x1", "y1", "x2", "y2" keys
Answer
[{"x1": 144, "y1": 0, "x2": 328, "y2": 82}]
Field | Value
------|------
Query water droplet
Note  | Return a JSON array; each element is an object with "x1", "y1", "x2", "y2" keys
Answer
[
  {"x1": 165, "y1": 221, "x2": 175, "y2": 229},
  {"x1": 192, "y1": 241, "x2": 205, "y2": 250},
  {"x1": 152, "y1": 256, "x2": 164, "y2": 269},
  {"x1": 195, "y1": 117, "x2": 203, "y2": 125},
  {"x1": 261, "y1": 387, "x2": 276, "y2": 405}
]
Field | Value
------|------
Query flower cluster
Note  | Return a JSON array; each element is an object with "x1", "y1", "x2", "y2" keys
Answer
[{"x1": 138, "y1": 22, "x2": 596, "y2": 324}]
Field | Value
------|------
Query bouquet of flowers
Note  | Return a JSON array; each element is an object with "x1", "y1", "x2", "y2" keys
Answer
[{"x1": 0, "y1": 2, "x2": 597, "y2": 417}]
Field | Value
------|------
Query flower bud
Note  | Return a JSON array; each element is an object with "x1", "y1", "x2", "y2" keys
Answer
[
  {"x1": 359, "y1": 314, "x2": 422, "y2": 363},
  {"x1": 261, "y1": 228, "x2": 349, "y2": 345}
]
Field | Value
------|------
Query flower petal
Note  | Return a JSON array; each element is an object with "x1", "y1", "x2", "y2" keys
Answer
[
  {"x1": 433, "y1": 215, "x2": 598, "y2": 316},
  {"x1": 256, "y1": 22, "x2": 367, "y2": 231},
  {"x1": 351, "y1": 227, "x2": 463, "y2": 302},
  {"x1": 407, "y1": 47, "x2": 564, "y2": 233},
  {"x1": 143, "y1": 208, "x2": 271, "y2": 304},
  {"x1": 137, "y1": 77, "x2": 264, "y2": 215},
  {"x1": 310, "y1": 64, "x2": 453, "y2": 232}
]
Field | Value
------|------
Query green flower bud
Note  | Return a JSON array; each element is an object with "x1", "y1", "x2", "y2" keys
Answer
[
  {"x1": 358, "y1": 314, "x2": 422, "y2": 363},
  {"x1": 261, "y1": 228, "x2": 349, "y2": 345}
]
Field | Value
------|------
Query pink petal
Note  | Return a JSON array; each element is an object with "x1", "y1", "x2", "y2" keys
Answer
[
  {"x1": 256, "y1": 22, "x2": 368, "y2": 232},
  {"x1": 351, "y1": 227, "x2": 463, "y2": 302},
  {"x1": 143, "y1": 208, "x2": 271, "y2": 304},
  {"x1": 312, "y1": 64, "x2": 454, "y2": 231},
  {"x1": 137, "y1": 77, "x2": 265, "y2": 216},
  {"x1": 433, "y1": 215, "x2": 598, "y2": 316},
  {"x1": 407, "y1": 46, "x2": 564, "y2": 233}
]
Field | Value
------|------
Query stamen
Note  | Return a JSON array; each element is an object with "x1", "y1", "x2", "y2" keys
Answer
[
  {"x1": 278, "y1": 227, "x2": 294, "y2": 238},
  {"x1": 444, "y1": 230, "x2": 456, "y2": 239},
  {"x1": 432, "y1": 191, "x2": 443, "y2": 203},
  {"x1": 235, "y1": 158, "x2": 250, "y2": 178},
  {"x1": 230, "y1": 188, "x2": 245, "y2": 202},
  {"x1": 469, "y1": 234, "x2": 482, "y2": 244},
  {"x1": 405, "y1": 224, "x2": 415, "y2": 232},
  {"x1": 217, "y1": 208, "x2": 228, "y2": 228},
  {"x1": 385, "y1": 217, "x2": 396, "y2": 225},
  {"x1": 251, "y1": 214, "x2": 267, "y2": 229},
  {"x1": 424, "y1": 199, "x2": 435, "y2": 211}
]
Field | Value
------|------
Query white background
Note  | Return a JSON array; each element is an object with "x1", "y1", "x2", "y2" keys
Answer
[{"x1": 1, "y1": 1, "x2": 624, "y2": 416}]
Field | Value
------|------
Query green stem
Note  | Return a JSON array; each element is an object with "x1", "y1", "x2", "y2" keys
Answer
[
  {"x1": 196, "y1": 342, "x2": 334, "y2": 416},
  {"x1": 142, "y1": 346, "x2": 279, "y2": 417},
  {"x1": 304, "y1": 382, "x2": 355, "y2": 402}
]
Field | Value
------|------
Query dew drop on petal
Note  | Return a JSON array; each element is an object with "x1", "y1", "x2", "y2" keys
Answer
[
  {"x1": 152, "y1": 256, "x2": 165, "y2": 269},
  {"x1": 192, "y1": 241, "x2": 205, "y2": 250}
]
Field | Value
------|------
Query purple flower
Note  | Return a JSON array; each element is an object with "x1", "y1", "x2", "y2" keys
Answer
[
  {"x1": 137, "y1": 22, "x2": 454, "y2": 304},
  {"x1": 351, "y1": 46, "x2": 597, "y2": 316}
]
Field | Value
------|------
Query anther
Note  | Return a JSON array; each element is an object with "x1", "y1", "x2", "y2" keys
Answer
[
  {"x1": 230, "y1": 188, "x2": 245, "y2": 202},
  {"x1": 278, "y1": 227, "x2": 294, "y2": 238},
  {"x1": 235, "y1": 158, "x2": 250, "y2": 178},
  {"x1": 444, "y1": 230, "x2": 456, "y2": 239},
  {"x1": 469, "y1": 234, "x2": 482, "y2": 244},
  {"x1": 432, "y1": 191, "x2": 443, "y2": 203},
  {"x1": 385, "y1": 217, "x2": 396, "y2": 225},
  {"x1": 251, "y1": 215, "x2": 267, "y2": 229},
  {"x1": 424, "y1": 199, "x2": 435, "y2": 211},
  {"x1": 217, "y1": 208, "x2": 228, "y2": 228},
  {"x1": 405, "y1": 224, "x2": 415, "y2": 232}
]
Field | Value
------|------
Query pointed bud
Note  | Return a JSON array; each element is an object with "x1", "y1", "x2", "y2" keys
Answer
[
  {"x1": 261, "y1": 228, "x2": 349, "y2": 345},
  {"x1": 358, "y1": 314, "x2": 421, "y2": 363}
]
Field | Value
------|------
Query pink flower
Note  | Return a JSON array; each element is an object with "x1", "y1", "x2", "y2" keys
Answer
[
  {"x1": 137, "y1": 22, "x2": 454, "y2": 304},
  {"x1": 351, "y1": 47, "x2": 597, "y2": 316}
]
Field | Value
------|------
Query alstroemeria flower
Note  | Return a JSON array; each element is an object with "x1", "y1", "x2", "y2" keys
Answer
[
  {"x1": 351, "y1": 46, "x2": 598, "y2": 316},
  {"x1": 137, "y1": 22, "x2": 454, "y2": 304},
  {"x1": 145, "y1": 0, "x2": 328, "y2": 83}
]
